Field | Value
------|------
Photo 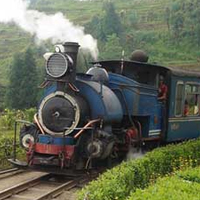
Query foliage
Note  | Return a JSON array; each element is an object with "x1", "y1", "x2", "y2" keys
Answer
[
  {"x1": 78, "y1": 139, "x2": 200, "y2": 200},
  {"x1": 76, "y1": 49, "x2": 92, "y2": 73},
  {"x1": 100, "y1": 34, "x2": 123, "y2": 60},
  {"x1": 0, "y1": 107, "x2": 34, "y2": 168},
  {"x1": 0, "y1": 130, "x2": 26, "y2": 169},
  {"x1": 101, "y1": 2, "x2": 123, "y2": 40},
  {"x1": 129, "y1": 175, "x2": 200, "y2": 200},
  {"x1": 169, "y1": 0, "x2": 200, "y2": 46},
  {"x1": 128, "y1": 166, "x2": 200, "y2": 200},
  {"x1": 176, "y1": 166, "x2": 200, "y2": 183},
  {"x1": 128, "y1": 11, "x2": 138, "y2": 28},
  {"x1": 6, "y1": 47, "x2": 38, "y2": 109},
  {"x1": 85, "y1": 16, "x2": 104, "y2": 41},
  {"x1": 0, "y1": 108, "x2": 36, "y2": 130},
  {"x1": 85, "y1": 2, "x2": 123, "y2": 41},
  {"x1": 0, "y1": 136, "x2": 14, "y2": 169}
]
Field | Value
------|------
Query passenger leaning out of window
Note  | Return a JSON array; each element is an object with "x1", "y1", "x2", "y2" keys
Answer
[{"x1": 158, "y1": 76, "x2": 168, "y2": 102}]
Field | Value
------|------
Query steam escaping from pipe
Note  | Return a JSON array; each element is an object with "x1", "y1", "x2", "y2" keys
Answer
[
  {"x1": 0, "y1": 0, "x2": 99, "y2": 60},
  {"x1": 126, "y1": 147, "x2": 144, "y2": 160}
]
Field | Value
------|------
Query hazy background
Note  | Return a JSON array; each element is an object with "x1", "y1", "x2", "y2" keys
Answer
[{"x1": 0, "y1": 0, "x2": 199, "y2": 109}]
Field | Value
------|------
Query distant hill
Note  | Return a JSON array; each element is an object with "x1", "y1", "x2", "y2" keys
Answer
[{"x1": 0, "y1": 0, "x2": 199, "y2": 89}]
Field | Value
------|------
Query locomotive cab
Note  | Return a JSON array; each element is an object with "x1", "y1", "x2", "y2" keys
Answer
[{"x1": 92, "y1": 60, "x2": 171, "y2": 142}]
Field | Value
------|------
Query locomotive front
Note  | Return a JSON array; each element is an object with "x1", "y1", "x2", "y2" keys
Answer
[{"x1": 18, "y1": 42, "x2": 124, "y2": 170}]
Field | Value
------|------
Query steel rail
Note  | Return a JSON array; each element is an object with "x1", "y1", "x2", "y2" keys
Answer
[
  {"x1": 34, "y1": 179, "x2": 79, "y2": 200},
  {"x1": 0, "y1": 168, "x2": 19, "y2": 175},
  {"x1": 0, "y1": 170, "x2": 102, "y2": 200},
  {"x1": 0, "y1": 173, "x2": 50, "y2": 200},
  {"x1": 35, "y1": 175, "x2": 94, "y2": 200},
  {"x1": 0, "y1": 168, "x2": 25, "y2": 180}
]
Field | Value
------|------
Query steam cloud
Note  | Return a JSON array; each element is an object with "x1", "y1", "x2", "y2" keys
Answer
[{"x1": 0, "y1": 0, "x2": 98, "y2": 59}]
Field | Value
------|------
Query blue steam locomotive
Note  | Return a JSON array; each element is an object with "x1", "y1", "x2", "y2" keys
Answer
[{"x1": 11, "y1": 42, "x2": 200, "y2": 170}]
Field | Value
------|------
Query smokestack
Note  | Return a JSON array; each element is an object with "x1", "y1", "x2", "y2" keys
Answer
[
  {"x1": 63, "y1": 42, "x2": 80, "y2": 68},
  {"x1": 63, "y1": 42, "x2": 80, "y2": 84}
]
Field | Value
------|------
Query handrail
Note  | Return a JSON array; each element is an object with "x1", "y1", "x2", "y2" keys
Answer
[
  {"x1": 34, "y1": 114, "x2": 45, "y2": 134},
  {"x1": 74, "y1": 119, "x2": 100, "y2": 139}
]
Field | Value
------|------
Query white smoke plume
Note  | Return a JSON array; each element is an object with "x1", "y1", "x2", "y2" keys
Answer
[{"x1": 0, "y1": 0, "x2": 99, "y2": 59}]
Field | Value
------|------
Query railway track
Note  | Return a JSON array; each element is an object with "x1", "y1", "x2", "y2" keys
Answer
[
  {"x1": 0, "y1": 170, "x2": 99, "y2": 200},
  {"x1": 0, "y1": 168, "x2": 24, "y2": 180}
]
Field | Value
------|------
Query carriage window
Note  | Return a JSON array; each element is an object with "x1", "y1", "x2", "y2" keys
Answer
[
  {"x1": 185, "y1": 84, "x2": 200, "y2": 116},
  {"x1": 175, "y1": 83, "x2": 184, "y2": 116}
]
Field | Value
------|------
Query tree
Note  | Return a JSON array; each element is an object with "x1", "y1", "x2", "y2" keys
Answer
[
  {"x1": 85, "y1": 16, "x2": 106, "y2": 41},
  {"x1": 85, "y1": 2, "x2": 123, "y2": 42},
  {"x1": 165, "y1": 7, "x2": 171, "y2": 31},
  {"x1": 100, "y1": 34, "x2": 123, "y2": 60},
  {"x1": 194, "y1": 1, "x2": 200, "y2": 46},
  {"x1": 7, "y1": 48, "x2": 38, "y2": 109},
  {"x1": 23, "y1": 48, "x2": 38, "y2": 107},
  {"x1": 171, "y1": 10, "x2": 184, "y2": 43},
  {"x1": 102, "y1": 2, "x2": 123, "y2": 40},
  {"x1": 128, "y1": 11, "x2": 138, "y2": 28}
]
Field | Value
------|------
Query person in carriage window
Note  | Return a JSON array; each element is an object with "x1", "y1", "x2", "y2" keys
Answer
[
  {"x1": 184, "y1": 100, "x2": 189, "y2": 116},
  {"x1": 158, "y1": 75, "x2": 168, "y2": 102},
  {"x1": 158, "y1": 75, "x2": 168, "y2": 133}
]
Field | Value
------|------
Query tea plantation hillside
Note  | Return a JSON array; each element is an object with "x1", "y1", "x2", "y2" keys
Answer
[{"x1": 0, "y1": 0, "x2": 200, "y2": 108}]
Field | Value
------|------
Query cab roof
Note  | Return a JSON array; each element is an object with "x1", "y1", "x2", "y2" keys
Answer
[{"x1": 92, "y1": 60, "x2": 200, "y2": 78}]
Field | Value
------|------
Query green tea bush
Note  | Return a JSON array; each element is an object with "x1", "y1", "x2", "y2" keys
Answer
[
  {"x1": 78, "y1": 139, "x2": 200, "y2": 200},
  {"x1": 129, "y1": 175, "x2": 200, "y2": 200},
  {"x1": 176, "y1": 166, "x2": 200, "y2": 183},
  {"x1": 129, "y1": 166, "x2": 200, "y2": 200}
]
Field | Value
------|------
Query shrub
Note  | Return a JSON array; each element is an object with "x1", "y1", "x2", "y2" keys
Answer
[
  {"x1": 78, "y1": 139, "x2": 200, "y2": 200},
  {"x1": 23, "y1": 108, "x2": 36, "y2": 122},
  {"x1": 0, "y1": 135, "x2": 25, "y2": 169},
  {"x1": 128, "y1": 166, "x2": 200, "y2": 200},
  {"x1": 129, "y1": 175, "x2": 200, "y2": 200},
  {"x1": 0, "y1": 108, "x2": 36, "y2": 130},
  {"x1": 0, "y1": 109, "x2": 21, "y2": 130},
  {"x1": 176, "y1": 166, "x2": 200, "y2": 183},
  {"x1": 0, "y1": 108, "x2": 35, "y2": 168}
]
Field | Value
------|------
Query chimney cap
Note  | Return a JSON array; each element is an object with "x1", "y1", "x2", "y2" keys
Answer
[
  {"x1": 62, "y1": 42, "x2": 80, "y2": 53},
  {"x1": 63, "y1": 42, "x2": 80, "y2": 47}
]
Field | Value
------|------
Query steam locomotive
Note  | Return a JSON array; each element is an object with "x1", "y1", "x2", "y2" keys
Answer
[{"x1": 10, "y1": 42, "x2": 200, "y2": 170}]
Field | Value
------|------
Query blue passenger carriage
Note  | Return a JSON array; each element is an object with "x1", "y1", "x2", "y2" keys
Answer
[{"x1": 166, "y1": 68, "x2": 200, "y2": 141}]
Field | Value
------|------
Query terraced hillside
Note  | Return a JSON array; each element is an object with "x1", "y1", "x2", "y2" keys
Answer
[{"x1": 0, "y1": 0, "x2": 199, "y2": 89}]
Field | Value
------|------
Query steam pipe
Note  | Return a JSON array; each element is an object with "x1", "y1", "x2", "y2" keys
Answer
[
  {"x1": 134, "y1": 120, "x2": 142, "y2": 148},
  {"x1": 34, "y1": 114, "x2": 45, "y2": 134},
  {"x1": 74, "y1": 119, "x2": 100, "y2": 139},
  {"x1": 68, "y1": 83, "x2": 79, "y2": 92}
]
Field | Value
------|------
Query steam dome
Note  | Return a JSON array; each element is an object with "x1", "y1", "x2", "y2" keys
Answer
[{"x1": 130, "y1": 50, "x2": 149, "y2": 63}]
